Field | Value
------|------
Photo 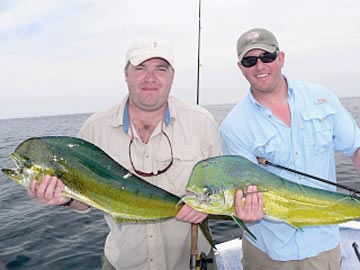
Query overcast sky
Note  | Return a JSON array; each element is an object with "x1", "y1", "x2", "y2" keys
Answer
[{"x1": 1, "y1": 0, "x2": 359, "y2": 119}]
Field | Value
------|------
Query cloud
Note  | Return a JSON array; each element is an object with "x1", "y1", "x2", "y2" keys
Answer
[{"x1": 0, "y1": 0, "x2": 359, "y2": 119}]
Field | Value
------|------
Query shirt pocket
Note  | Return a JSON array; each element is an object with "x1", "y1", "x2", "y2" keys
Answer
[
  {"x1": 252, "y1": 129, "x2": 286, "y2": 164},
  {"x1": 301, "y1": 106, "x2": 335, "y2": 153},
  {"x1": 154, "y1": 144, "x2": 199, "y2": 167},
  {"x1": 155, "y1": 146, "x2": 201, "y2": 195}
]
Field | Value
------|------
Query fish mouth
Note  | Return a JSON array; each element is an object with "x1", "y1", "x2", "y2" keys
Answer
[
  {"x1": 2, "y1": 168, "x2": 17, "y2": 176},
  {"x1": 184, "y1": 189, "x2": 204, "y2": 200},
  {"x1": 183, "y1": 189, "x2": 211, "y2": 204},
  {"x1": 181, "y1": 190, "x2": 197, "y2": 203},
  {"x1": 2, "y1": 153, "x2": 22, "y2": 180},
  {"x1": 2, "y1": 152, "x2": 29, "y2": 187},
  {"x1": 185, "y1": 190, "x2": 198, "y2": 197},
  {"x1": 1, "y1": 168, "x2": 22, "y2": 182}
]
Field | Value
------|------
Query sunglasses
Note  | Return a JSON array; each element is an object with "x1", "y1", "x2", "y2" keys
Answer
[
  {"x1": 241, "y1": 51, "x2": 278, "y2": 68},
  {"x1": 128, "y1": 130, "x2": 173, "y2": 177}
]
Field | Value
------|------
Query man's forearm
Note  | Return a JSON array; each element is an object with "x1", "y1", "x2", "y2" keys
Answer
[{"x1": 66, "y1": 199, "x2": 91, "y2": 213}]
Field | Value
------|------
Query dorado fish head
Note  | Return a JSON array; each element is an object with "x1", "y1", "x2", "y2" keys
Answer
[
  {"x1": 2, "y1": 152, "x2": 53, "y2": 190},
  {"x1": 182, "y1": 185, "x2": 236, "y2": 216}
]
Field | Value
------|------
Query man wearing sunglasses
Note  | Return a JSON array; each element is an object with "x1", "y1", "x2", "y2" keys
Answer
[
  {"x1": 27, "y1": 37, "x2": 222, "y2": 270},
  {"x1": 220, "y1": 28, "x2": 360, "y2": 270}
]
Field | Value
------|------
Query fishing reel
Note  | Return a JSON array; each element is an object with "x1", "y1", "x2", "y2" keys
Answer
[{"x1": 190, "y1": 252, "x2": 213, "y2": 270}]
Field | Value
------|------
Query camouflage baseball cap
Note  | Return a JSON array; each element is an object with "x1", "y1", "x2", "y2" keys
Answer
[{"x1": 237, "y1": 28, "x2": 279, "y2": 61}]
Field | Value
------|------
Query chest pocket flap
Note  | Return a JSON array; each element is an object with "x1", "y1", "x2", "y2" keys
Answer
[{"x1": 300, "y1": 105, "x2": 336, "y2": 153}]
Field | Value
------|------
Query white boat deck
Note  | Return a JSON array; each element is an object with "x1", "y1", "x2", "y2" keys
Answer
[{"x1": 215, "y1": 221, "x2": 360, "y2": 270}]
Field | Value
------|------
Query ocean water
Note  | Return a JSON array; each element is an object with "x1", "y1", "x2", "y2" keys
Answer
[{"x1": 0, "y1": 98, "x2": 359, "y2": 270}]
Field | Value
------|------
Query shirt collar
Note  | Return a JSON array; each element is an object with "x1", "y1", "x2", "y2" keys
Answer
[
  {"x1": 123, "y1": 102, "x2": 171, "y2": 133},
  {"x1": 248, "y1": 75, "x2": 294, "y2": 107},
  {"x1": 285, "y1": 76, "x2": 295, "y2": 99}
]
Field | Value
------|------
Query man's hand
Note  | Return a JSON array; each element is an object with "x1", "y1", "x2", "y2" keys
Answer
[
  {"x1": 235, "y1": 185, "x2": 264, "y2": 223},
  {"x1": 27, "y1": 175, "x2": 70, "y2": 205},
  {"x1": 175, "y1": 204, "x2": 208, "y2": 224}
]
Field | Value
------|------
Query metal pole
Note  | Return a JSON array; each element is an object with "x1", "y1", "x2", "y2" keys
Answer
[{"x1": 196, "y1": 0, "x2": 202, "y2": 105}]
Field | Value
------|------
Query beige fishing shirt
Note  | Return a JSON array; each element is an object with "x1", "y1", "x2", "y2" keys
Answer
[{"x1": 77, "y1": 96, "x2": 222, "y2": 270}]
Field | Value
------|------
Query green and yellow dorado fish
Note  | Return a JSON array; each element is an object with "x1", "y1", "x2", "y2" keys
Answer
[
  {"x1": 183, "y1": 155, "x2": 360, "y2": 239},
  {"x1": 1, "y1": 136, "x2": 214, "y2": 245}
]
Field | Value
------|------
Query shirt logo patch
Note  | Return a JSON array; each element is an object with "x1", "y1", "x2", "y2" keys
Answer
[{"x1": 315, "y1": 98, "x2": 328, "y2": 104}]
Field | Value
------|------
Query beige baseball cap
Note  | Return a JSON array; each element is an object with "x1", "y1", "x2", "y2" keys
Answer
[
  {"x1": 126, "y1": 37, "x2": 174, "y2": 67},
  {"x1": 236, "y1": 28, "x2": 279, "y2": 61}
]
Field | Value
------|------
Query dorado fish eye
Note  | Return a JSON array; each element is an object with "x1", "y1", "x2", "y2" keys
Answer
[
  {"x1": 204, "y1": 187, "x2": 215, "y2": 197},
  {"x1": 20, "y1": 158, "x2": 33, "y2": 168}
]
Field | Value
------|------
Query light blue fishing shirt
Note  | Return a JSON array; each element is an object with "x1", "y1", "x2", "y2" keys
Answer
[{"x1": 219, "y1": 78, "x2": 360, "y2": 261}]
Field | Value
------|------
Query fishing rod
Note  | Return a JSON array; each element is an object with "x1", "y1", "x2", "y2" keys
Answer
[
  {"x1": 257, "y1": 157, "x2": 360, "y2": 197},
  {"x1": 352, "y1": 242, "x2": 360, "y2": 262},
  {"x1": 190, "y1": 2, "x2": 202, "y2": 268},
  {"x1": 190, "y1": 223, "x2": 212, "y2": 270},
  {"x1": 196, "y1": 0, "x2": 202, "y2": 105}
]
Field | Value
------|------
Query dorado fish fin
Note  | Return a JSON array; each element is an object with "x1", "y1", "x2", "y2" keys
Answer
[
  {"x1": 199, "y1": 218, "x2": 216, "y2": 249},
  {"x1": 113, "y1": 215, "x2": 163, "y2": 224},
  {"x1": 287, "y1": 221, "x2": 304, "y2": 231},
  {"x1": 289, "y1": 222, "x2": 302, "y2": 230},
  {"x1": 231, "y1": 214, "x2": 257, "y2": 240}
]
